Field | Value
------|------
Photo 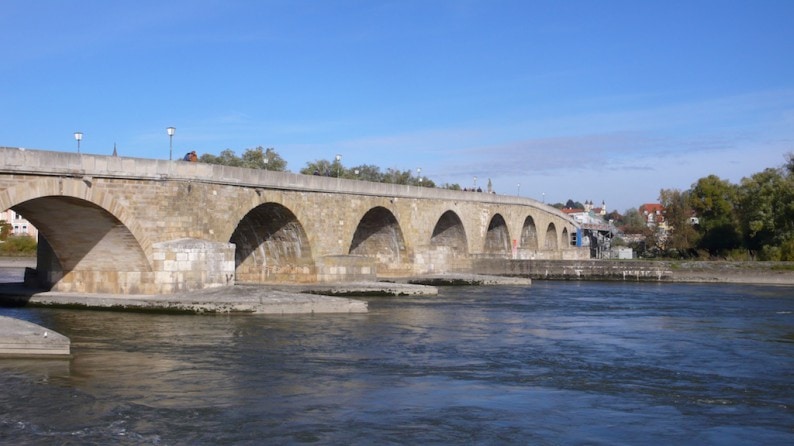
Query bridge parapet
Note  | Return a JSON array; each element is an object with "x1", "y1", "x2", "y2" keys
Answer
[{"x1": 1, "y1": 147, "x2": 570, "y2": 216}]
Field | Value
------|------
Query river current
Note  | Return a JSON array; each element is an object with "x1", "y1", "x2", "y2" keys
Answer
[{"x1": 1, "y1": 274, "x2": 792, "y2": 445}]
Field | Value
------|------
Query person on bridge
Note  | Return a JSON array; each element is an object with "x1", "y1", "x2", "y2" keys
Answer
[{"x1": 183, "y1": 151, "x2": 198, "y2": 162}]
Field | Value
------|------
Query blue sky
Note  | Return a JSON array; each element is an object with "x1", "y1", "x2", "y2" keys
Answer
[{"x1": 2, "y1": 0, "x2": 793, "y2": 211}]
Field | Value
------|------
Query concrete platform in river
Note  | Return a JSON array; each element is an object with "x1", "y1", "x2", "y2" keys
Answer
[
  {"x1": 0, "y1": 283, "x2": 372, "y2": 314},
  {"x1": 0, "y1": 280, "x2": 444, "y2": 314},
  {"x1": 0, "y1": 315, "x2": 70, "y2": 358},
  {"x1": 0, "y1": 273, "x2": 529, "y2": 315}
]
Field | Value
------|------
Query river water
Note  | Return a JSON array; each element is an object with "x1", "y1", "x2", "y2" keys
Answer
[{"x1": 1, "y1": 271, "x2": 792, "y2": 445}]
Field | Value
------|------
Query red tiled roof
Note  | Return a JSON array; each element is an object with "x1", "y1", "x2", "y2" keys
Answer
[{"x1": 639, "y1": 203, "x2": 664, "y2": 213}]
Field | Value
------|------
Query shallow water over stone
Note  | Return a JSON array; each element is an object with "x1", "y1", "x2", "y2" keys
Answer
[{"x1": 1, "y1": 281, "x2": 793, "y2": 445}]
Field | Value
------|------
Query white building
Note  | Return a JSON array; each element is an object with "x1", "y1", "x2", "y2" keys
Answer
[{"x1": 1, "y1": 209, "x2": 38, "y2": 239}]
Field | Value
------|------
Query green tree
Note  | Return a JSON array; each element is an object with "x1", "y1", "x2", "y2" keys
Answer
[
  {"x1": 347, "y1": 164, "x2": 383, "y2": 182},
  {"x1": 688, "y1": 175, "x2": 741, "y2": 256},
  {"x1": 200, "y1": 147, "x2": 287, "y2": 171},
  {"x1": 0, "y1": 235, "x2": 37, "y2": 255},
  {"x1": 659, "y1": 188, "x2": 699, "y2": 256},
  {"x1": 621, "y1": 208, "x2": 647, "y2": 234},
  {"x1": 383, "y1": 168, "x2": 412, "y2": 185},
  {"x1": 737, "y1": 167, "x2": 794, "y2": 259},
  {"x1": 200, "y1": 149, "x2": 242, "y2": 167},
  {"x1": 0, "y1": 220, "x2": 11, "y2": 241},
  {"x1": 241, "y1": 147, "x2": 287, "y2": 171},
  {"x1": 301, "y1": 159, "x2": 334, "y2": 176}
]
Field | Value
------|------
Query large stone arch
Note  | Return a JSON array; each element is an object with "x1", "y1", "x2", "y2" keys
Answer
[
  {"x1": 430, "y1": 210, "x2": 468, "y2": 254},
  {"x1": 349, "y1": 206, "x2": 408, "y2": 276},
  {"x1": 561, "y1": 227, "x2": 570, "y2": 248},
  {"x1": 422, "y1": 209, "x2": 470, "y2": 273},
  {"x1": 0, "y1": 178, "x2": 152, "y2": 260},
  {"x1": 544, "y1": 222, "x2": 558, "y2": 250},
  {"x1": 484, "y1": 213, "x2": 511, "y2": 255},
  {"x1": 520, "y1": 215, "x2": 538, "y2": 249},
  {"x1": 230, "y1": 202, "x2": 314, "y2": 283},
  {"x1": 14, "y1": 196, "x2": 151, "y2": 274}
]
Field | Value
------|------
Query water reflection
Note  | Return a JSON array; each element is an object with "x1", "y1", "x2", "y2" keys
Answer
[{"x1": 1, "y1": 281, "x2": 793, "y2": 444}]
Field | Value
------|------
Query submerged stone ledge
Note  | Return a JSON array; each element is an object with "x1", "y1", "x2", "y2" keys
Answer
[
  {"x1": 0, "y1": 280, "x2": 446, "y2": 314},
  {"x1": 0, "y1": 283, "x2": 370, "y2": 315}
]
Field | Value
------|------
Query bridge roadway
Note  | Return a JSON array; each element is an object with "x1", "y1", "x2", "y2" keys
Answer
[{"x1": 0, "y1": 147, "x2": 585, "y2": 295}]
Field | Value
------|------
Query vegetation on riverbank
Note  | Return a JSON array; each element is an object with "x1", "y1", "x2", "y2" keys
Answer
[
  {"x1": 0, "y1": 221, "x2": 37, "y2": 256},
  {"x1": 610, "y1": 153, "x2": 794, "y2": 261}
]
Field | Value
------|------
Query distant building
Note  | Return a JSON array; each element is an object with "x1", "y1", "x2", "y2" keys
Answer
[
  {"x1": 583, "y1": 200, "x2": 607, "y2": 216},
  {"x1": 1, "y1": 209, "x2": 38, "y2": 239},
  {"x1": 639, "y1": 203, "x2": 668, "y2": 231},
  {"x1": 563, "y1": 200, "x2": 616, "y2": 258},
  {"x1": 614, "y1": 246, "x2": 633, "y2": 260}
]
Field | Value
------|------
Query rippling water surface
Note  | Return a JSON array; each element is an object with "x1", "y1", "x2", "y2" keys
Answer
[{"x1": 1, "y1": 279, "x2": 793, "y2": 445}]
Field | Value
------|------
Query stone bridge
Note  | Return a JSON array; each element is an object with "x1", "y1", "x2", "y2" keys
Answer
[{"x1": 0, "y1": 147, "x2": 585, "y2": 294}]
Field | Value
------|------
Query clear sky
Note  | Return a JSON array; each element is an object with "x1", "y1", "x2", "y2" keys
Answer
[{"x1": 2, "y1": 0, "x2": 793, "y2": 212}]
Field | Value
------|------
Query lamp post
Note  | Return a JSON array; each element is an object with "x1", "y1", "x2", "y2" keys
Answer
[
  {"x1": 74, "y1": 132, "x2": 83, "y2": 153},
  {"x1": 335, "y1": 154, "x2": 341, "y2": 177},
  {"x1": 167, "y1": 127, "x2": 175, "y2": 160},
  {"x1": 417, "y1": 168, "x2": 422, "y2": 186},
  {"x1": 473, "y1": 176, "x2": 477, "y2": 189},
  {"x1": 542, "y1": 192, "x2": 546, "y2": 203},
  {"x1": 517, "y1": 183, "x2": 520, "y2": 196}
]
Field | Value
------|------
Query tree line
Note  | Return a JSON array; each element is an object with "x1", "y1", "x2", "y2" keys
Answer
[
  {"x1": 198, "y1": 146, "x2": 465, "y2": 189},
  {"x1": 621, "y1": 153, "x2": 794, "y2": 261}
]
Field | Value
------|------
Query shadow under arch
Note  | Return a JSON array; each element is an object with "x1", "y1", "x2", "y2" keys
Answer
[
  {"x1": 521, "y1": 215, "x2": 538, "y2": 249},
  {"x1": 561, "y1": 227, "x2": 570, "y2": 247},
  {"x1": 13, "y1": 195, "x2": 152, "y2": 291},
  {"x1": 484, "y1": 213, "x2": 511, "y2": 255},
  {"x1": 426, "y1": 210, "x2": 470, "y2": 272},
  {"x1": 544, "y1": 222, "x2": 559, "y2": 250},
  {"x1": 230, "y1": 202, "x2": 314, "y2": 283},
  {"x1": 349, "y1": 206, "x2": 407, "y2": 275},
  {"x1": 430, "y1": 210, "x2": 468, "y2": 254}
]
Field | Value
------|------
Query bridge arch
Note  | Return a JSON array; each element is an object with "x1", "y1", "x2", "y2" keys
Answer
[
  {"x1": 561, "y1": 227, "x2": 570, "y2": 248},
  {"x1": 544, "y1": 222, "x2": 558, "y2": 250},
  {"x1": 0, "y1": 178, "x2": 154, "y2": 293},
  {"x1": 349, "y1": 206, "x2": 408, "y2": 275},
  {"x1": 520, "y1": 215, "x2": 539, "y2": 249},
  {"x1": 230, "y1": 202, "x2": 314, "y2": 283},
  {"x1": 0, "y1": 178, "x2": 152, "y2": 261},
  {"x1": 430, "y1": 210, "x2": 468, "y2": 255},
  {"x1": 484, "y1": 213, "x2": 511, "y2": 255}
]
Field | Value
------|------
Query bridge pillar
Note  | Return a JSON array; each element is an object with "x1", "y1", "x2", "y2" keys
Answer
[
  {"x1": 315, "y1": 255, "x2": 377, "y2": 282},
  {"x1": 151, "y1": 239, "x2": 236, "y2": 294}
]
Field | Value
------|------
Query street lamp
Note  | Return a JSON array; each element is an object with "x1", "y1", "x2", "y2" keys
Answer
[
  {"x1": 167, "y1": 127, "x2": 176, "y2": 160},
  {"x1": 517, "y1": 183, "x2": 520, "y2": 196},
  {"x1": 335, "y1": 154, "x2": 341, "y2": 177},
  {"x1": 542, "y1": 192, "x2": 546, "y2": 203},
  {"x1": 74, "y1": 132, "x2": 83, "y2": 153},
  {"x1": 473, "y1": 176, "x2": 477, "y2": 189},
  {"x1": 417, "y1": 168, "x2": 422, "y2": 186}
]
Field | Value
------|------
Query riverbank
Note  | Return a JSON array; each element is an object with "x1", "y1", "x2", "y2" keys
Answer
[{"x1": 474, "y1": 259, "x2": 794, "y2": 285}]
